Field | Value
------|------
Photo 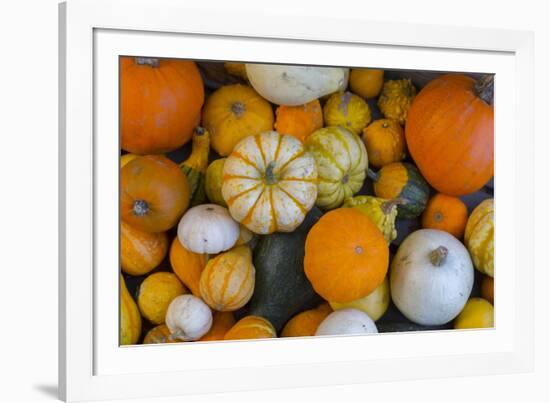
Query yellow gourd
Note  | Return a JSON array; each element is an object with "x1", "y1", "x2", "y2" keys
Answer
[
  {"x1": 179, "y1": 127, "x2": 210, "y2": 206},
  {"x1": 323, "y1": 91, "x2": 372, "y2": 135},
  {"x1": 343, "y1": 196, "x2": 398, "y2": 243},
  {"x1": 120, "y1": 275, "x2": 141, "y2": 345},
  {"x1": 378, "y1": 79, "x2": 417, "y2": 124},
  {"x1": 349, "y1": 69, "x2": 384, "y2": 99},
  {"x1": 329, "y1": 276, "x2": 390, "y2": 321},
  {"x1": 205, "y1": 158, "x2": 227, "y2": 207},
  {"x1": 454, "y1": 298, "x2": 494, "y2": 329},
  {"x1": 138, "y1": 272, "x2": 187, "y2": 325},
  {"x1": 464, "y1": 199, "x2": 494, "y2": 277}
]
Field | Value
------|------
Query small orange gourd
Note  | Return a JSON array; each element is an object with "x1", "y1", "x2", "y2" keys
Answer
[
  {"x1": 199, "y1": 311, "x2": 236, "y2": 341},
  {"x1": 362, "y1": 119, "x2": 406, "y2": 168},
  {"x1": 281, "y1": 303, "x2": 332, "y2": 337},
  {"x1": 224, "y1": 316, "x2": 277, "y2": 340},
  {"x1": 421, "y1": 193, "x2": 468, "y2": 239},
  {"x1": 121, "y1": 221, "x2": 169, "y2": 276},
  {"x1": 349, "y1": 69, "x2": 384, "y2": 99},
  {"x1": 274, "y1": 99, "x2": 323, "y2": 143},
  {"x1": 169, "y1": 237, "x2": 207, "y2": 297}
]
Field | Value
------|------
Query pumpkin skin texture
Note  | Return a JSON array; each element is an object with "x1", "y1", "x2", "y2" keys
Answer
[
  {"x1": 343, "y1": 196, "x2": 398, "y2": 243},
  {"x1": 362, "y1": 119, "x2": 406, "y2": 168},
  {"x1": 120, "y1": 221, "x2": 169, "y2": 276},
  {"x1": 199, "y1": 245, "x2": 255, "y2": 312},
  {"x1": 454, "y1": 298, "x2": 494, "y2": 329},
  {"x1": 199, "y1": 311, "x2": 236, "y2": 341},
  {"x1": 464, "y1": 199, "x2": 494, "y2": 277},
  {"x1": 165, "y1": 294, "x2": 212, "y2": 341},
  {"x1": 222, "y1": 131, "x2": 318, "y2": 234},
  {"x1": 224, "y1": 316, "x2": 277, "y2": 340},
  {"x1": 329, "y1": 276, "x2": 390, "y2": 321},
  {"x1": 120, "y1": 57, "x2": 204, "y2": 154},
  {"x1": 315, "y1": 308, "x2": 378, "y2": 336},
  {"x1": 390, "y1": 229, "x2": 474, "y2": 326},
  {"x1": 481, "y1": 275, "x2": 494, "y2": 304},
  {"x1": 177, "y1": 204, "x2": 240, "y2": 254},
  {"x1": 405, "y1": 74, "x2": 494, "y2": 196},
  {"x1": 121, "y1": 155, "x2": 191, "y2": 233},
  {"x1": 305, "y1": 126, "x2": 368, "y2": 210},
  {"x1": 245, "y1": 64, "x2": 349, "y2": 106},
  {"x1": 202, "y1": 84, "x2": 274, "y2": 157},
  {"x1": 205, "y1": 158, "x2": 228, "y2": 207},
  {"x1": 138, "y1": 272, "x2": 187, "y2": 325},
  {"x1": 281, "y1": 303, "x2": 332, "y2": 337},
  {"x1": 169, "y1": 237, "x2": 207, "y2": 297},
  {"x1": 179, "y1": 127, "x2": 210, "y2": 207},
  {"x1": 304, "y1": 208, "x2": 389, "y2": 303},
  {"x1": 323, "y1": 92, "x2": 372, "y2": 135},
  {"x1": 274, "y1": 99, "x2": 323, "y2": 143},
  {"x1": 368, "y1": 162, "x2": 429, "y2": 219},
  {"x1": 143, "y1": 324, "x2": 179, "y2": 344},
  {"x1": 120, "y1": 275, "x2": 141, "y2": 345},
  {"x1": 421, "y1": 193, "x2": 468, "y2": 239},
  {"x1": 349, "y1": 69, "x2": 384, "y2": 99},
  {"x1": 378, "y1": 79, "x2": 417, "y2": 125},
  {"x1": 120, "y1": 153, "x2": 138, "y2": 168}
]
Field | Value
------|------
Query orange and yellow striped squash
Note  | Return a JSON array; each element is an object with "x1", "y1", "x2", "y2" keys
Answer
[
  {"x1": 224, "y1": 315, "x2": 277, "y2": 340},
  {"x1": 464, "y1": 199, "x2": 494, "y2": 277},
  {"x1": 121, "y1": 221, "x2": 169, "y2": 276},
  {"x1": 169, "y1": 237, "x2": 207, "y2": 297},
  {"x1": 199, "y1": 245, "x2": 255, "y2": 311},
  {"x1": 221, "y1": 131, "x2": 318, "y2": 234}
]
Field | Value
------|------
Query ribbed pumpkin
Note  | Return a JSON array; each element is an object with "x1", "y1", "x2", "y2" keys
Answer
[
  {"x1": 169, "y1": 237, "x2": 207, "y2": 297},
  {"x1": 329, "y1": 276, "x2": 390, "y2": 321},
  {"x1": 202, "y1": 84, "x2": 274, "y2": 156},
  {"x1": 323, "y1": 92, "x2": 372, "y2": 135},
  {"x1": 143, "y1": 324, "x2": 179, "y2": 344},
  {"x1": 274, "y1": 99, "x2": 323, "y2": 143},
  {"x1": 121, "y1": 221, "x2": 168, "y2": 276},
  {"x1": 205, "y1": 158, "x2": 227, "y2": 207},
  {"x1": 199, "y1": 245, "x2": 255, "y2": 311},
  {"x1": 121, "y1": 155, "x2": 191, "y2": 232},
  {"x1": 137, "y1": 272, "x2": 187, "y2": 325},
  {"x1": 368, "y1": 162, "x2": 429, "y2": 218},
  {"x1": 224, "y1": 316, "x2": 277, "y2": 340},
  {"x1": 481, "y1": 275, "x2": 494, "y2": 304},
  {"x1": 362, "y1": 119, "x2": 406, "y2": 168},
  {"x1": 179, "y1": 127, "x2": 210, "y2": 207},
  {"x1": 343, "y1": 196, "x2": 398, "y2": 243},
  {"x1": 405, "y1": 74, "x2": 494, "y2": 196},
  {"x1": 281, "y1": 303, "x2": 332, "y2": 338},
  {"x1": 378, "y1": 79, "x2": 417, "y2": 124},
  {"x1": 421, "y1": 193, "x2": 468, "y2": 239},
  {"x1": 454, "y1": 298, "x2": 494, "y2": 329},
  {"x1": 222, "y1": 131, "x2": 318, "y2": 234},
  {"x1": 464, "y1": 198, "x2": 494, "y2": 277},
  {"x1": 305, "y1": 126, "x2": 368, "y2": 210},
  {"x1": 120, "y1": 275, "x2": 141, "y2": 345},
  {"x1": 120, "y1": 57, "x2": 204, "y2": 154},
  {"x1": 199, "y1": 311, "x2": 236, "y2": 341},
  {"x1": 304, "y1": 208, "x2": 389, "y2": 303},
  {"x1": 349, "y1": 69, "x2": 384, "y2": 99}
]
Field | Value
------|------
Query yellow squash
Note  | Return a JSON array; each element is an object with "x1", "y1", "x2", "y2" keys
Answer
[
  {"x1": 137, "y1": 272, "x2": 187, "y2": 325},
  {"x1": 343, "y1": 196, "x2": 398, "y2": 243},
  {"x1": 454, "y1": 298, "x2": 494, "y2": 329},
  {"x1": 120, "y1": 274, "x2": 141, "y2": 345},
  {"x1": 323, "y1": 91, "x2": 371, "y2": 135},
  {"x1": 205, "y1": 158, "x2": 227, "y2": 207},
  {"x1": 329, "y1": 276, "x2": 390, "y2": 321},
  {"x1": 464, "y1": 199, "x2": 494, "y2": 277},
  {"x1": 377, "y1": 79, "x2": 417, "y2": 124}
]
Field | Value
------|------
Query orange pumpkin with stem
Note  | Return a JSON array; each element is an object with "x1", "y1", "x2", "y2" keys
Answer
[
  {"x1": 169, "y1": 237, "x2": 207, "y2": 297},
  {"x1": 121, "y1": 155, "x2": 191, "y2": 233},
  {"x1": 406, "y1": 74, "x2": 494, "y2": 196},
  {"x1": 199, "y1": 311, "x2": 236, "y2": 341},
  {"x1": 224, "y1": 316, "x2": 277, "y2": 340},
  {"x1": 362, "y1": 119, "x2": 406, "y2": 168},
  {"x1": 304, "y1": 208, "x2": 389, "y2": 303},
  {"x1": 421, "y1": 193, "x2": 468, "y2": 239},
  {"x1": 120, "y1": 57, "x2": 204, "y2": 154},
  {"x1": 274, "y1": 99, "x2": 323, "y2": 143}
]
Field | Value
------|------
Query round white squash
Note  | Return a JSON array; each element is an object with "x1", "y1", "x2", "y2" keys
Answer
[
  {"x1": 165, "y1": 294, "x2": 212, "y2": 341},
  {"x1": 245, "y1": 64, "x2": 349, "y2": 106},
  {"x1": 315, "y1": 308, "x2": 378, "y2": 336},
  {"x1": 177, "y1": 204, "x2": 240, "y2": 254},
  {"x1": 390, "y1": 229, "x2": 474, "y2": 326}
]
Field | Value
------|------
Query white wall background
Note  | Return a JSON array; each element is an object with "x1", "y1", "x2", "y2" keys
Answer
[{"x1": 0, "y1": 0, "x2": 546, "y2": 402}]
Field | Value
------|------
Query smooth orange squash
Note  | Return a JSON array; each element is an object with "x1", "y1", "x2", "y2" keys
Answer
[
  {"x1": 274, "y1": 99, "x2": 323, "y2": 143},
  {"x1": 199, "y1": 311, "x2": 236, "y2": 341},
  {"x1": 169, "y1": 237, "x2": 207, "y2": 297},
  {"x1": 421, "y1": 193, "x2": 468, "y2": 239},
  {"x1": 121, "y1": 221, "x2": 168, "y2": 276},
  {"x1": 362, "y1": 119, "x2": 406, "y2": 168}
]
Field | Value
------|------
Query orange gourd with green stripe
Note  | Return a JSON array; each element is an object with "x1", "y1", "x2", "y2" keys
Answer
[
  {"x1": 464, "y1": 199, "x2": 494, "y2": 277},
  {"x1": 221, "y1": 131, "x2": 318, "y2": 234},
  {"x1": 199, "y1": 245, "x2": 255, "y2": 311},
  {"x1": 224, "y1": 316, "x2": 277, "y2": 340}
]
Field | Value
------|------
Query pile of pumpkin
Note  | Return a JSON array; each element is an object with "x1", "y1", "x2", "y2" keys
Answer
[{"x1": 119, "y1": 57, "x2": 495, "y2": 345}]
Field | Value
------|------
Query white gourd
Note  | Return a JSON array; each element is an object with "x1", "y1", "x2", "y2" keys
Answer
[
  {"x1": 165, "y1": 295, "x2": 212, "y2": 341},
  {"x1": 315, "y1": 308, "x2": 378, "y2": 336}
]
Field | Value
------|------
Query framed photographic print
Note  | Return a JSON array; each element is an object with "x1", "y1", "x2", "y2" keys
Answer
[{"x1": 59, "y1": 0, "x2": 534, "y2": 401}]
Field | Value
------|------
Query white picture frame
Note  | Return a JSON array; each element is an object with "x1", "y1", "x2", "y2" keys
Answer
[{"x1": 59, "y1": 0, "x2": 534, "y2": 401}]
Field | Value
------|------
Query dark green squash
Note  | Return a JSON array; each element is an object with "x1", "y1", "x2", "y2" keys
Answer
[
  {"x1": 243, "y1": 207, "x2": 324, "y2": 332},
  {"x1": 368, "y1": 162, "x2": 429, "y2": 218}
]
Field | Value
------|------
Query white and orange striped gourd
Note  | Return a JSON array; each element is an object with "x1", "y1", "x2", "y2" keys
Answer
[
  {"x1": 224, "y1": 315, "x2": 277, "y2": 340},
  {"x1": 464, "y1": 198, "x2": 494, "y2": 277},
  {"x1": 221, "y1": 131, "x2": 318, "y2": 234},
  {"x1": 199, "y1": 245, "x2": 255, "y2": 311}
]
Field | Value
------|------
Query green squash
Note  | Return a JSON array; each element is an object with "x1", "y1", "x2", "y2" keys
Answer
[{"x1": 179, "y1": 127, "x2": 210, "y2": 206}]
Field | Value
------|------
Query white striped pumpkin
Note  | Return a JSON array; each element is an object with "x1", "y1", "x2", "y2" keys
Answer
[
  {"x1": 305, "y1": 126, "x2": 368, "y2": 210},
  {"x1": 464, "y1": 198, "x2": 494, "y2": 277},
  {"x1": 199, "y1": 245, "x2": 255, "y2": 311},
  {"x1": 221, "y1": 131, "x2": 318, "y2": 234},
  {"x1": 224, "y1": 315, "x2": 277, "y2": 340}
]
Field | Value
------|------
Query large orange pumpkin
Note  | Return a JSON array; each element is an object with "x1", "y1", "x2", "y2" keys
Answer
[
  {"x1": 120, "y1": 57, "x2": 204, "y2": 154},
  {"x1": 406, "y1": 74, "x2": 494, "y2": 196},
  {"x1": 121, "y1": 155, "x2": 191, "y2": 233},
  {"x1": 169, "y1": 237, "x2": 207, "y2": 297},
  {"x1": 304, "y1": 208, "x2": 389, "y2": 303}
]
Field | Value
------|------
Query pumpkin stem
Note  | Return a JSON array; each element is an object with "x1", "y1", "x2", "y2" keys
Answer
[
  {"x1": 135, "y1": 57, "x2": 160, "y2": 68},
  {"x1": 475, "y1": 75, "x2": 494, "y2": 105},
  {"x1": 429, "y1": 246, "x2": 448, "y2": 267},
  {"x1": 132, "y1": 200, "x2": 149, "y2": 217},
  {"x1": 264, "y1": 161, "x2": 278, "y2": 185},
  {"x1": 231, "y1": 102, "x2": 246, "y2": 118},
  {"x1": 367, "y1": 168, "x2": 380, "y2": 182}
]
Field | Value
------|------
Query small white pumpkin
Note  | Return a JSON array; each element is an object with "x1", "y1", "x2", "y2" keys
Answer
[
  {"x1": 177, "y1": 204, "x2": 240, "y2": 254},
  {"x1": 390, "y1": 229, "x2": 474, "y2": 326},
  {"x1": 245, "y1": 64, "x2": 349, "y2": 106},
  {"x1": 315, "y1": 308, "x2": 378, "y2": 336},
  {"x1": 165, "y1": 294, "x2": 212, "y2": 341}
]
